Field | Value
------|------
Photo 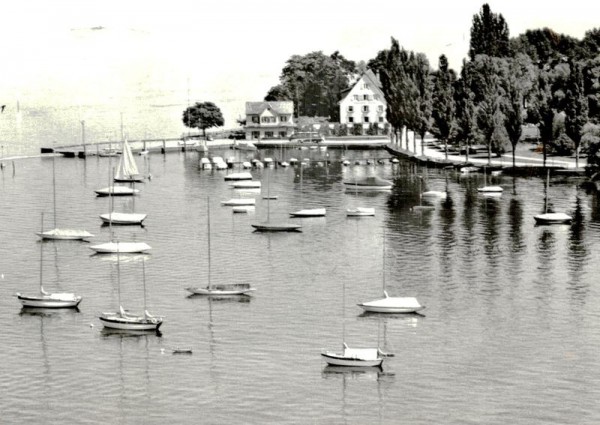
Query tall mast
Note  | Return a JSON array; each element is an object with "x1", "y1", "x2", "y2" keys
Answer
[
  {"x1": 40, "y1": 213, "x2": 44, "y2": 293},
  {"x1": 142, "y1": 257, "x2": 147, "y2": 312},
  {"x1": 116, "y1": 241, "x2": 121, "y2": 309},
  {"x1": 207, "y1": 197, "x2": 212, "y2": 290},
  {"x1": 52, "y1": 155, "x2": 57, "y2": 229}
]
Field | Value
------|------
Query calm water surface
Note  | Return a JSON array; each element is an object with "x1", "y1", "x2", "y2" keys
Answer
[{"x1": 1, "y1": 147, "x2": 600, "y2": 424}]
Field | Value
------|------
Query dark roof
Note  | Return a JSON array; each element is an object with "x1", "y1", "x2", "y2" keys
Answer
[{"x1": 245, "y1": 101, "x2": 294, "y2": 115}]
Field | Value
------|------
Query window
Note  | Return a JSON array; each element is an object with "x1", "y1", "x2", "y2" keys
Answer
[
  {"x1": 363, "y1": 83, "x2": 370, "y2": 89},
  {"x1": 374, "y1": 94, "x2": 380, "y2": 100},
  {"x1": 348, "y1": 106, "x2": 353, "y2": 112},
  {"x1": 378, "y1": 105, "x2": 383, "y2": 112},
  {"x1": 362, "y1": 105, "x2": 369, "y2": 113},
  {"x1": 364, "y1": 117, "x2": 369, "y2": 123},
  {"x1": 363, "y1": 95, "x2": 369, "y2": 101},
  {"x1": 251, "y1": 116, "x2": 259, "y2": 123},
  {"x1": 280, "y1": 115, "x2": 288, "y2": 122},
  {"x1": 378, "y1": 117, "x2": 384, "y2": 123},
  {"x1": 252, "y1": 131, "x2": 260, "y2": 139},
  {"x1": 348, "y1": 117, "x2": 354, "y2": 123},
  {"x1": 279, "y1": 131, "x2": 287, "y2": 138},
  {"x1": 265, "y1": 131, "x2": 274, "y2": 138},
  {"x1": 353, "y1": 95, "x2": 359, "y2": 101}
]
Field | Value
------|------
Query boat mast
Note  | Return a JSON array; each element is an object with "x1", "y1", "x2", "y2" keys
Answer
[
  {"x1": 545, "y1": 169, "x2": 550, "y2": 214},
  {"x1": 207, "y1": 197, "x2": 212, "y2": 291},
  {"x1": 52, "y1": 155, "x2": 57, "y2": 229},
  {"x1": 341, "y1": 277, "x2": 346, "y2": 351},
  {"x1": 116, "y1": 241, "x2": 122, "y2": 311},
  {"x1": 266, "y1": 170, "x2": 271, "y2": 222},
  {"x1": 142, "y1": 257, "x2": 147, "y2": 313},
  {"x1": 40, "y1": 213, "x2": 44, "y2": 293},
  {"x1": 382, "y1": 227, "x2": 386, "y2": 294}
]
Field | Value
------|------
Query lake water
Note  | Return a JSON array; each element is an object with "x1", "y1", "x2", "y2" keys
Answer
[{"x1": 1, "y1": 146, "x2": 600, "y2": 424}]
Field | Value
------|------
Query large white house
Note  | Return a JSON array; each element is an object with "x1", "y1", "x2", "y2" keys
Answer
[
  {"x1": 339, "y1": 70, "x2": 387, "y2": 129},
  {"x1": 244, "y1": 101, "x2": 295, "y2": 140}
]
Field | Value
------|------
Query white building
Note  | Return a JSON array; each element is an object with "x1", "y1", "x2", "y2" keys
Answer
[
  {"x1": 244, "y1": 101, "x2": 295, "y2": 140},
  {"x1": 339, "y1": 70, "x2": 387, "y2": 129}
]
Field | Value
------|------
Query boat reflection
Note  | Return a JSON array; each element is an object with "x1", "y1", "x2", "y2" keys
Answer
[
  {"x1": 19, "y1": 306, "x2": 81, "y2": 317},
  {"x1": 100, "y1": 327, "x2": 162, "y2": 338},
  {"x1": 321, "y1": 364, "x2": 393, "y2": 381},
  {"x1": 90, "y1": 252, "x2": 151, "y2": 263},
  {"x1": 185, "y1": 293, "x2": 252, "y2": 303}
]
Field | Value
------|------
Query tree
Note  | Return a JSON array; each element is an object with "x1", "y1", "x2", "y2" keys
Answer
[
  {"x1": 412, "y1": 53, "x2": 433, "y2": 155},
  {"x1": 431, "y1": 55, "x2": 456, "y2": 159},
  {"x1": 182, "y1": 102, "x2": 224, "y2": 139},
  {"x1": 265, "y1": 51, "x2": 356, "y2": 120},
  {"x1": 454, "y1": 60, "x2": 477, "y2": 163},
  {"x1": 469, "y1": 3, "x2": 510, "y2": 60},
  {"x1": 527, "y1": 68, "x2": 556, "y2": 167},
  {"x1": 471, "y1": 55, "x2": 509, "y2": 163},
  {"x1": 564, "y1": 60, "x2": 589, "y2": 168},
  {"x1": 503, "y1": 64, "x2": 524, "y2": 168}
]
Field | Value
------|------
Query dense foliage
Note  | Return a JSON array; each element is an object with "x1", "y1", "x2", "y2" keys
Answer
[
  {"x1": 182, "y1": 102, "x2": 224, "y2": 138},
  {"x1": 257, "y1": 2, "x2": 600, "y2": 167},
  {"x1": 264, "y1": 51, "x2": 356, "y2": 121}
]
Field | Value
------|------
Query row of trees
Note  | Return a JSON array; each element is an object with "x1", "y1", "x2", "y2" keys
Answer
[{"x1": 262, "y1": 3, "x2": 600, "y2": 168}]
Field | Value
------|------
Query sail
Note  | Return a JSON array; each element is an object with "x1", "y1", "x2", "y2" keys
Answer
[{"x1": 115, "y1": 139, "x2": 140, "y2": 180}]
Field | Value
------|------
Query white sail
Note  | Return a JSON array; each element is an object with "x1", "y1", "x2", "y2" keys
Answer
[{"x1": 114, "y1": 139, "x2": 140, "y2": 181}]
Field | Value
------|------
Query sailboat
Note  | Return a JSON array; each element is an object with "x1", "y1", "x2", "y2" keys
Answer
[
  {"x1": 357, "y1": 229, "x2": 424, "y2": 314},
  {"x1": 321, "y1": 279, "x2": 384, "y2": 368},
  {"x1": 252, "y1": 169, "x2": 301, "y2": 232},
  {"x1": 17, "y1": 214, "x2": 83, "y2": 308},
  {"x1": 99, "y1": 175, "x2": 147, "y2": 225},
  {"x1": 114, "y1": 139, "x2": 144, "y2": 183},
  {"x1": 290, "y1": 162, "x2": 326, "y2": 217},
  {"x1": 36, "y1": 155, "x2": 94, "y2": 240},
  {"x1": 186, "y1": 197, "x2": 256, "y2": 295},
  {"x1": 477, "y1": 166, "x2": 503, "y2": 194},
  {"x1": 534, "y1": 169, "x2": 573, "y2": 225},
  {"x1": 99, "y1": 247, "x2": 163, "y2": 331},
  {"x1": 90, "y1": 169, "x2": 151, "y2": 254}
]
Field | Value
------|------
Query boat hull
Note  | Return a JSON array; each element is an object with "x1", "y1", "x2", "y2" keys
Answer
[
  {"x1": 357, "y1": 295, "x2": 424, "y2": 314},
  {"x1": 36, "y1": 229, "x2": 94, "y2": 240},
  {"x1": 290, "y1": 208, "x2": 326, "y2": 217},
  {"x1": 90, "y1": 242, "x2": 152, "y2": 254},
  {"x1": 99, "y1": 213, "x2": 147, "y2": 225},
  {"x1": 186, "y1": 285, "x2": 256, "y2": 296},
  {"x1": 221, "y1": 199, "x2": 256, "y2": 206},
  {"x1": 95, "y1": 186, "x2": 139, "y2": 197},
  {"x1": 346, "y1": 208, "x2": 375, "y2": 217},
  {"x1": 534, "y1": 213, "x2": 573, "y2": 225},
  {"x1": 224, "y1": 173, "x2": 253, "y2": 181},
  {"x1": 321, "y1": 352, "x2": 383, "y2": 368},
  {"x1": 99, "y1": 315, "x2": 162, "y2": 331},
  {"x1": 251, "y1": 223, "x2": 301, "y2": 232},
  {"x1": 17, "y1": 294, "x2": 82, "y2": 308}
]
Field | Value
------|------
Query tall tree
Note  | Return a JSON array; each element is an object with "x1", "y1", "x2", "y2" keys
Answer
[
  {"x1": 412, "y1": 53, "x2": 433, "y2": 154},
  {"x1": 527, "y1": 68, "x2": 556, "y2": 167},
  {"x1": 454, "y1": 60, "x2": 477, "y2": 163},
  {"x1": 503, "y1": 62, "x2": 524, "y2": 168},
  {"x1": 564, "y1": 60, "x2": 589, "y2": 168},
  {"x1": 182, "y1": 102, "x2": 224, "y2": 139},
  {"x1": 469, "y1": 3, "x2": 510, "y2": 60},
  {"x1": 431, "y1": 55, "x2": 456, "y2": 159}
]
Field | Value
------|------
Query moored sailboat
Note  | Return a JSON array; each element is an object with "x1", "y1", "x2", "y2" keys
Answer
[
  {"x1": 36, "y1": 155, "x2": 94, "y2": 240},
  {"x1": 99, "y1": 248, "x2": 162, "y2": 331},
  {"x1": 17, "y1": 214, "x2": 82, "y2": 308},
  {"x1": 534, "y1": 169, "x2": 573, "y2": 225},
  {"x1": 186, "y1": 198, "x2": 256, "y2": 296}
]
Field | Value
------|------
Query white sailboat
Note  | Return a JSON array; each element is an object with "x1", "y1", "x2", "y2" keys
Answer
[
  {"x1": 534, "y1": 169, "x2": 573, "y2": 225},
  {"x1": 321, "y1": 279, "x2": 384, "y2": 368},
  {"x1": 114, "y1": 139, "x2": 144, "y2": 183},
  {"x1": 186, "y1": 198, "x2": 256, "y2": 296},
  {"x1": 17, "y1": 214, "x2": 82, "y2": 308},
  {"x1": 477, "y1": 166, "x2": 503, "y2": 194},
  {"x1": 90, "y1": 170, "x2": 151, "y2": 254},
  {"x1": 99, "y1": 248, "x2": 163, "y2": 331},
  {"x1": 357, "y1": 229, "x2": 424, "y2": 314},
  {"x1": 290, "y1": 162, "x2": 326, "y2": 217},
  {"x1": 99, "y1": 177, "x2": 147, "y2": 225},
  {"x1": 252, "y1": 170, "x2": 301, "y2": 232},
  {"x1": 36, "y1": 155, "x2": 94, "y2": 240}
]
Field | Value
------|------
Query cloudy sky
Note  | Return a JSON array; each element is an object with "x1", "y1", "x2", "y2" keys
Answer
[{"x1": 1, "y1": 0, "x2": 598, "y2": 137}]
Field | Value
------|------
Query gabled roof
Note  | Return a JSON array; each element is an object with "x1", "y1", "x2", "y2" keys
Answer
[
  {"x1": 362, "y1": 69, "x2": 382, "y2": 89},
  {"x1": 245, "y1": 101, "x2": 294, "y2": 115}
]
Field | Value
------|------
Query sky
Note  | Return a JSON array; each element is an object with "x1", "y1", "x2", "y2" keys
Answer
[{"x1": 1, "y1": 0, "x2": 599, "y2": 143}]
